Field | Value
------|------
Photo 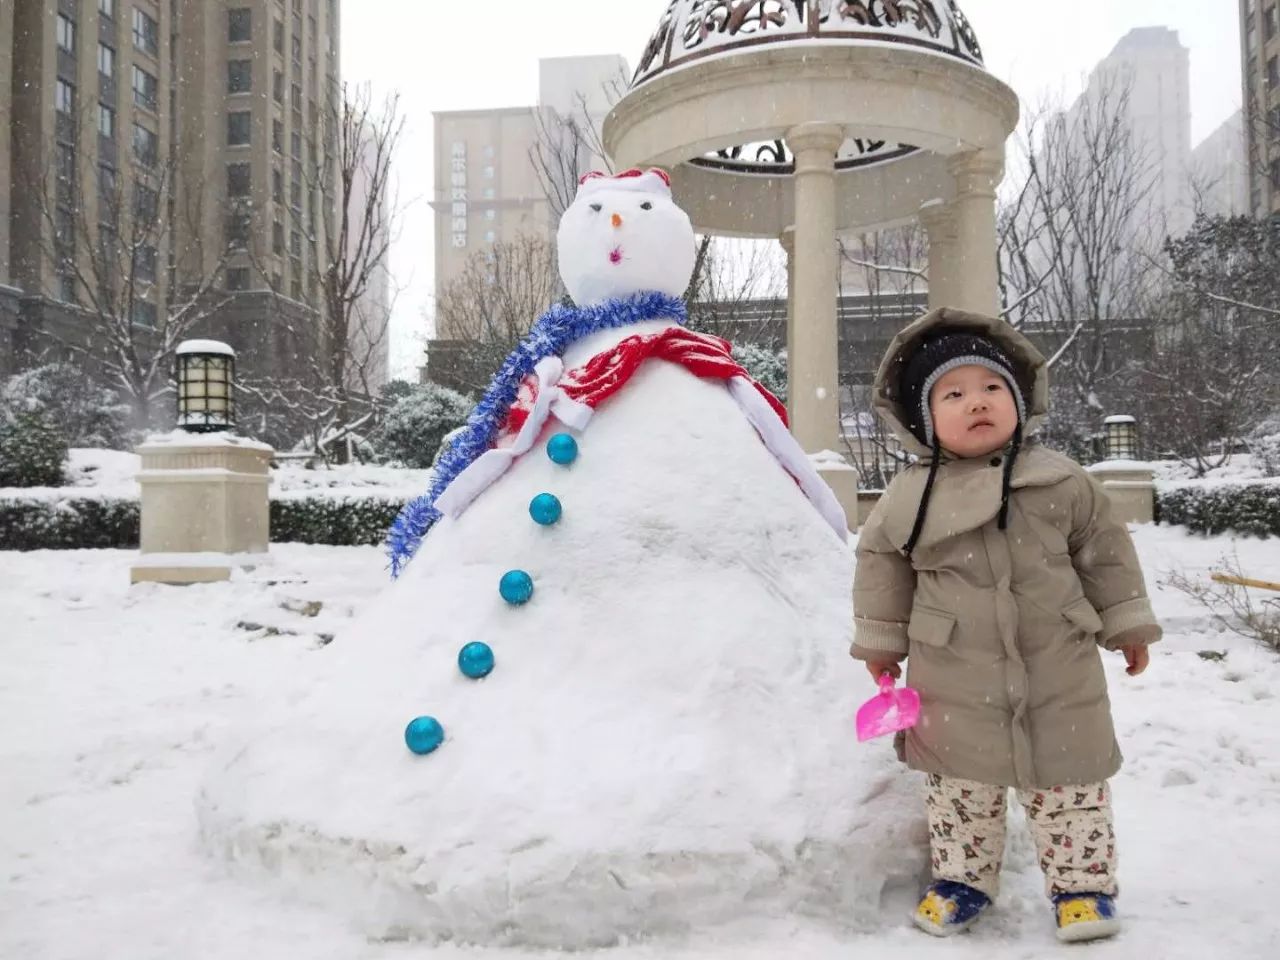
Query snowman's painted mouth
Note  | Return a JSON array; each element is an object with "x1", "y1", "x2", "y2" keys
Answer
[{"x1": 609, "y1": 246, "x2": 623, "y2": 264}]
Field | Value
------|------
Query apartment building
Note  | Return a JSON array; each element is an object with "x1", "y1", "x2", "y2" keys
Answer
[{"x1": 1241, "y1": 0, "x2": 1280, "y2": 216}]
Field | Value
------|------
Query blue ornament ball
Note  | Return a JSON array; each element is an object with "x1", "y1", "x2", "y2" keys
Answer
[
  {"x1": 529, "y1": 492, "x2": 563, "y2": 526},
  {"x1": 458, "y1": 641, "x2": 495, "y2": 679},
  {"x1": 499, "y1": 569, "x2": 534, "y2": 605},
  {"x1": 546, "y1": 432, "x2": 579, "y2": 465},
  {"x1": 404, "y1": 715, "x2": 445, "y2": 755}
]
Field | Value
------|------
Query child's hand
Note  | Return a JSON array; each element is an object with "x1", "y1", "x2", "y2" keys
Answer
[
  {"x1": 1119, "y1": 643, "x2": 1149, "y2": 676},
  {"x1": 864, "y1": 660, "x2": 902, "y2": 682}
]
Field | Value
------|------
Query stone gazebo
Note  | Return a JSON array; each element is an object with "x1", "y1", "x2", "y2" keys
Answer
[{"x1": 604, "y1": 0, "x2": 1019, "y2": 519}]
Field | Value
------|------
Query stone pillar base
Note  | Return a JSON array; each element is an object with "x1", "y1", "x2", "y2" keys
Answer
[
  {"x1": 132, "y1": 432, "x2": 274, "y2": 586},
  {"x1": 1086, "y1": 461, "x2": 1155, "y2": 525},
  {"x1": 813, "y1": 454, "x2": 860, "y2": 533}
]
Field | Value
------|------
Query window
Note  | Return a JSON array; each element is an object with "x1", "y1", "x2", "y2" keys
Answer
[
  {"x1": 290, "y1": 271, "x2": 302, "y2": 302},
  {"x1": 485, "y1": 230, "x2": 496, "y2": 244},
  {"x1": 227, "y1": 162, "x2": 251, "y2": 198},
  {"x1": 55, "y1": 206, "x2": 75, "y2": 251},
  {"x1": 132, "y1": 8, "x2": 158, "y2": 56},
  {"x1": 56, "y1": 79, "x2": 75, "y2": 114},
  {"x1": 291, "y1": 130, "x2": 301, "y2": 159},
  {"x1": 134, "y1": 182, "x2": 159, "y2": 223},
  {"x1": 97, "y1": 103, "x2": 115, "y2": 138},
  {"x1": 56, "y1": 14, "x2": 75, "y2": 53},
  {"x1": 132, "y1": 65, "x2": 158, "y2": 111},
  {"x1": 272, "y1": 119, "x2": 284, "y2": 153},
  {"x1": 272, "y1": 166, "x2": 283, "y2": 203},
  {"x1": 132, "y1": 123, "x2": 158, "y2": 167},
  {"x1": 292, "y1": 35, "x2": 302, "y2": 63},
  {"x1": 98, "y1": 163, "x2": 117, "y2": 199},
  {"x1": 483, "y1": 187, "x2": 495, "y2": 199},
  {"x1": 290, "y1": 229, "x2": 301, "y2": 257},
  {"x1": 1271, "y1": 105, "x2": 1280, "y2": 140},
  {"x1": 228, "y1": 8, "x2": 252, "y2": 42},
  {"x1": 1272, "y1": 157, "x2": 1280, "y2": 191},
  {"x1": 131, "y1": 300, "x2": 158, "y2": 328},
  {"x1": 291, "y1": 82, "x2": 301, "y2": 108},
  {"x1": 273, "y1": 18, "x2": 284, "y2": 53},
  {"x1": 1270, "y1": 56, "x2": 1280, "y2": 88},
  {"x1": 226, "y1": 211, "x2": 251, "y2": 249},
  {"x1": 272, "y1": 220, "x2": 284, "y2": 255},
  {"x1": 134, "y1": 244, "x2": 158, "y2": 284},
  {"x1": 485, "y1": 209, "x2": 496, "y2": 221},
  {"x1": 273, "y1": 70, "x2": 284, "y2": 102},
  {"x1": 55, "y1": 142, "x2": 75, "y2": 185},
  {"x1": 226, "y1": 266, "x2": 251, "y2": 291},
  {"x1": 227, "y1": 110, "x2": 251, "y2": 146},
  {"x1": 290, "y1": 173, "x2": 302, "y2": 209},
  {"x1": 483, "y1": 165, "x2": 495, "y2": 179},
  {"x1": 97, "y1": 43, "x2": 114, "y2": 78},
  {"x1": 99, "y1": 0, "x2": 115, "y2": 20},
  {"x1": 228, "y1": 59, "x2": 252, "y2": 94},
  {"x1": 59, "y1": 274, "x2": 79, "y2": 304},
  {"x1": 1267, "y1": 6, "x2": 1278, "y2": 40}
]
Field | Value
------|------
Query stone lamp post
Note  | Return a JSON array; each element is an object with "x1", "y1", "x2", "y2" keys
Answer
[
  {"x1": 1087, "y1": 414, "x2": 1155, "y2": 525},
  {"x1": 604, "y1": 0, "x2": 1020, "y2": 529},
  {"x1": 130, "y1": 340, "x2": 274, "y2": 585}
]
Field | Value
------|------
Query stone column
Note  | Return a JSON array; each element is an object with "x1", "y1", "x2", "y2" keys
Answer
[
  {"x1": 946, "y1": 149, "x2": 1004, "y2": 316},
  {"x1": 1086, "y1": 461, "x2": 1156, "y2": 525},
  {"x1": 131, "y1": 433, "x2": 274, "y2": 585},
  {"x1": 778, "y1": 225, "x2": 797, "y2": 421},
  {"x1": 918, "y1": 199, "x2": 959, "y2": 312},
  {"x1": 787, "y1": 122, "x2": 843, "y2": 454}
]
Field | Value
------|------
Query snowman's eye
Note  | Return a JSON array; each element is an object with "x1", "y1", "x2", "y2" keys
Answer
[
  {"x1": 589, "y1": 203, "x2": 602, "y2": 212},
  {"x1": 640, "y1": 201, "x2": 653, "y2": 210}
]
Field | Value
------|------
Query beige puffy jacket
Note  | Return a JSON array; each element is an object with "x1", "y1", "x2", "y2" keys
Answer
[{"x1": 852, "y1": 308, "x2": 1161, "y2": 789}]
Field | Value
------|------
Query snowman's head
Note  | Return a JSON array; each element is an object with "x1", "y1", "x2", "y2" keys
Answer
[{"x1": 556, "y1": 168, "x2": 696, "y2": 307}]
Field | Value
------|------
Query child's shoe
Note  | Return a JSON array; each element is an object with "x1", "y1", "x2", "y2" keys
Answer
[
  {"x1": 912, "y1": 880, "x2": 992, "y2": 936},
  {"x1": 1053, "y1": 892, "x2": 1121, "y2": 943}
]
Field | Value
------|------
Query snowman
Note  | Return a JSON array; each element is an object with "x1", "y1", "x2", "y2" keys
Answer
[{"x1": 197, "y1": 169, "x2": 923, "y2": 948}]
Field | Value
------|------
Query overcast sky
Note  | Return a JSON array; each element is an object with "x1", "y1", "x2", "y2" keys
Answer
[{"x1": 340, "y1": 1, "x2": 1243, "y2": 380}]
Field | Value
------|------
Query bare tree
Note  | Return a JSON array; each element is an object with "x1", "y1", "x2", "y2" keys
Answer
[
  {"x1": 22, "y1": 102, "x2": 232, "y2": 430},
  {"x1": 433, "y1": 234, "x2": 561, "y2": 394},
  {"x1": 996, "y1": 77, "x2": 1162, "y2": 458},
  {"x1": 274, "y1": 81, "x2": 405, "y2": 462},
  {"x1": 686, "y1": 238, "x2": 786, "y2": 344}
]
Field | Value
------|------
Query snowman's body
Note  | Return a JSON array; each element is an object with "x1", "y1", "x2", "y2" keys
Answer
[{"x1": 197, "y1": 171, "x2": 922, "y2": 947}]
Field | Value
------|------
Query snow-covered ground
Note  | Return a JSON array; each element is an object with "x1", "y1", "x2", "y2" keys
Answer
[{"x1": 2, "y1": 525, "x2": 1278, "y2": 959}]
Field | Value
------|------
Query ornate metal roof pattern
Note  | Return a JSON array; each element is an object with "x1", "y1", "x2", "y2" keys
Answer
[{"x1": 632, "y1": 0, "x2": 985, "y2": 89}]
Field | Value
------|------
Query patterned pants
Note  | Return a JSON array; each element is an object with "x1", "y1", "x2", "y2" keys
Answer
[{"x1": 926, "y1": 773, "x2": 1117, "y2": 900}]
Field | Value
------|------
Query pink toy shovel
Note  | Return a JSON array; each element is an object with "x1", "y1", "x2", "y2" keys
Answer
[{"x1": 855, "y1": 672, "x2": 921, "y2": 742}]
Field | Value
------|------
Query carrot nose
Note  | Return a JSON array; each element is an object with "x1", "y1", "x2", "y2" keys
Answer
[{"x1": 611, "y1": 212, "x2": 623, "y2": 228}]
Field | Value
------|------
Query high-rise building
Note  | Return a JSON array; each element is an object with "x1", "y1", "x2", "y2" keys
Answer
[
  {"x1": 1, "y1": 0, "x2": 342, "y2": 384},
  {"x1": 347, "y1": 125, "x2": 391, "y2": 391},
  {"x1": 1073, "y1": 26, "x2": 1194, "y2": 236},
  {"x1": 1191, "y1": 110, "x2": 1250, "y2": 217},
  {"x1": 431, "y1": 54, "x2": 627, "y2": 340},
  {"x1": 1241, "y1": 0, "x2": 1280, "y2": 217}
]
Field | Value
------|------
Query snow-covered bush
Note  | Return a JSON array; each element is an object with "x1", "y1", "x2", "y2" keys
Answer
[
  {"x1": 1158, "y1": 482, "x2": 1280, "y2": 538},
  {"x1": 0, "y1": 410, "x2": 68, "y2": 488},
  {"x1": 269, "y1": 495, "x2": 406, "y2": 547},
  {"x1": 2, "y1": 363, "x2": 132, "y2": 449},
  {"x1": 1248, "y1": 415, "x2": 1280, "y2": 478},
  {"x1": 732, "y1": 342, "x2": 787, "y2": 406},
  {"x1": 373, "y1": 383, "x2": 472, "y2": 469},
  {"x1": 0, "y1": 496, "x2": 139, "y2": 549}
]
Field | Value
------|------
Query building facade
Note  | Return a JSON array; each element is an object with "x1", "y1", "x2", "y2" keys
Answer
[
  {"x1": 1241, "y1": 0, "x2": 1280, "y2": 217},
  {"x1": 430, "y1": 55, "x2": 627, "y2": 341},
  {"x1": 1, "y1": 0, "x2": 342, "y2": 388},
  {"x1": 1191, "y1": 110, "x2": 1251, "y2": 217}
]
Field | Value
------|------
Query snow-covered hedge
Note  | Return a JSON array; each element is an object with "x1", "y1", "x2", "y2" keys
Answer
[
  {"x1": 1158, "y1": 481, "x2": 1280, "y2": 538},
  {"x1": 0, "y1": 496, "x2": 139, "y2": 550},
  {"x1": 269, "y1": 494, "x2": 406, "y2": 547},
  {"x1": 0, "y1": 492, "x2": 409, "y2": 550},
  {"x1": 0, "y1": 412, "x2": 68, "y2": 488}
]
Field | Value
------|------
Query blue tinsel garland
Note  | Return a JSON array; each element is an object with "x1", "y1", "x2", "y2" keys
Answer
[{"x1": 386, "y1": 290, "x2": 688, "y2": 576}]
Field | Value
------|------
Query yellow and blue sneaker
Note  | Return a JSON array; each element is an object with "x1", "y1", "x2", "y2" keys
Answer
[
  {"x1": 913, "y1": 880, "x2": 992, "y2": 937},
  {"x1": 1053, "y1": 892, "x2": 1120, "y2": 943}
]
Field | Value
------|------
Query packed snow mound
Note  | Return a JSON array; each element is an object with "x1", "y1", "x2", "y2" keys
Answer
[{"x1": 197, "y1": 354, "x2": 925, "y2": 947}]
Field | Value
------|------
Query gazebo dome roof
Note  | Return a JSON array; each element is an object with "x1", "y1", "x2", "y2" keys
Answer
[
  {"x1": 629, "y1": 0, "x2": 987, "y2": 174},
  {"x1": 633, "y1": 0, "x2": 985, "y2": 90}
]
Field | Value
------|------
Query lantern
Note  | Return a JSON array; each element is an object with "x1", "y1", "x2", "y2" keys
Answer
[
  {"x1": 1103, "y1": 415, "x2": 1138, "y2": 461},
  {"x1": 176, "y1": 339, "x2": 236, "y2": 433}
]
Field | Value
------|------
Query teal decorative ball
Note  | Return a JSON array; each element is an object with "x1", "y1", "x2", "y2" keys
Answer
[
  {"x1": 404, "y1": 715, "x2": 445, "y2": 755},
  {"x1": 529, "y1": 492, "x2": 563, "y2": 526},
  {"x1": 499, "y1": 569, "x2": 534, "y2": 605},
  {"x1": 458, "y1": 641, "x2": 495, "y2": 679},
  {"x1": 546, "y1": 433, "x2": 579, "y2": 465}
]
